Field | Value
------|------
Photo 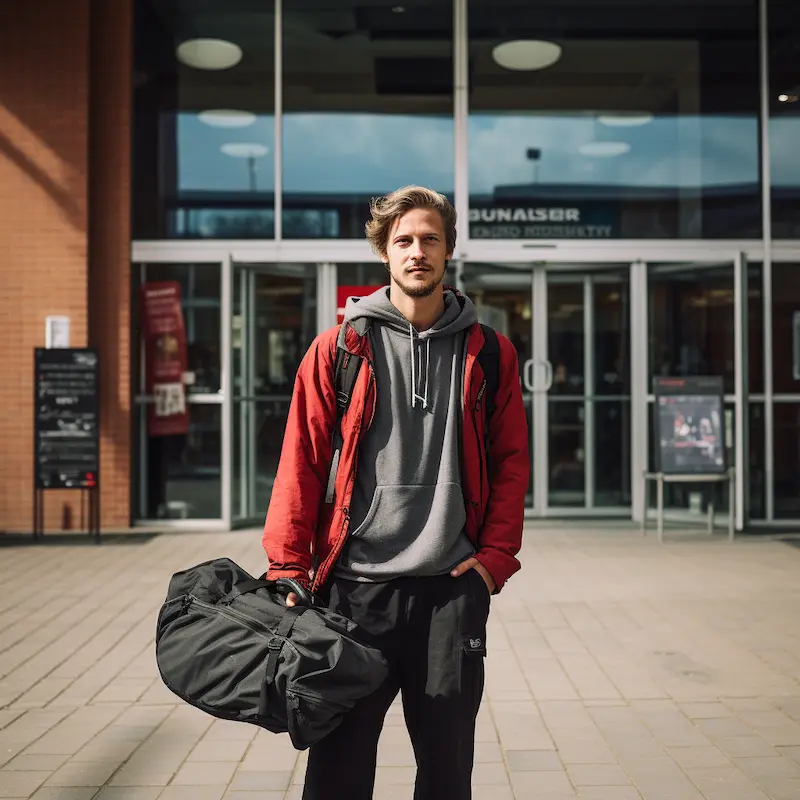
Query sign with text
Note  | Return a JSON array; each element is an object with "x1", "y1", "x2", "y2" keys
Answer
[
  {"x1": 140, "y1": 281, "x2": 189, "y2": 436},
  {"x1": 34, "y1": 348, "x2": 99, "y2": 489},
  {"x1": 468, "y1": 204, "x2": 619, "y2": 239},
  {"x1": 653, "y1": 376, "x2": 726, "y2": 475}
]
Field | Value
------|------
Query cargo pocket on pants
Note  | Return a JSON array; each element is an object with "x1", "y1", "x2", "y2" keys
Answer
[{"x1": 457, "y1": 569, "x2": 489, "y2": 698}]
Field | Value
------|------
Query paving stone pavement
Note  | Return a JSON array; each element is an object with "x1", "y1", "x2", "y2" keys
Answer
[{"x1": 1, "y1": 523, "x2": 800, "y2": 799}]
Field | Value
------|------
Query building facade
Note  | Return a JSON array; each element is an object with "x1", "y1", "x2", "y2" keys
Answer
[{"x1": 1, "y1": 0, "x2": 799, "y2": 534}]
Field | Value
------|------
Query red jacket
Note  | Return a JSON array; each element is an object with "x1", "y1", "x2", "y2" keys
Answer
[{"x1": 262, "y1": 317, "x2": 530, "y2": 593}]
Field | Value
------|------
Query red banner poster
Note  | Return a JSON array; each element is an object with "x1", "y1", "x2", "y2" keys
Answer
[
  {"x1": 337, "y1": 285, "x2": 380, "y2": 324},
  {"x1": 140, "y1": 281, "x2": 190, "y2": 437}
]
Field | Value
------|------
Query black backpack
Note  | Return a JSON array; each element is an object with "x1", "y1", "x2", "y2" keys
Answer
[{"x1": 155, "y1": 559, "x2": 389, "y2": 750}]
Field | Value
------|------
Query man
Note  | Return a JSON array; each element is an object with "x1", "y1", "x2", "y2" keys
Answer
[{"x1": 263, "y1": 186, "x2": 529, "y2": 799}]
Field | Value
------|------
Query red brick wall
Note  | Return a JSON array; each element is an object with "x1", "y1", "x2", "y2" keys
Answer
[
  {"x1": 0, "y1": 0, "x2": 89, "y2": 532},
  {"x1": 0, "y1": 0, "x2": 132, "y2": 533},
  {"x1": 89, "y1": 0, "x2": 133, "y2": 529}
]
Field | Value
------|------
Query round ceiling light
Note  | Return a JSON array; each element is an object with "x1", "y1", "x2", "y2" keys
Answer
[
  {"x1": 598, "y1": 112, "x2": 654, "y2": 127},
  {"x1": 492, "y1": 40, "x2": 562, "y2": 71},
  {"x1": 199, "y1": 109, "x2": 257, "y2": 128},
  {"x1": 176, "y1": 38, "x2": 242, "y2": 70},
  {"x1": 579, "y1": 141, "x2": 631, "y2": 157},
  {"x1": 778, "y1": 93, "x2": 798, "y2": 103},
  {"x1": 221, "y1": 143, "x2": 269, "y2": 158}
]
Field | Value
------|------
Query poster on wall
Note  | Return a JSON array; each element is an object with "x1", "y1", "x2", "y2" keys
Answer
[
  {"x1": 653, "y1": 376, "x2": 726, "y2": 475},
  {"x1": 140, "y1": 281, "x2": 189, "y2": 437}
]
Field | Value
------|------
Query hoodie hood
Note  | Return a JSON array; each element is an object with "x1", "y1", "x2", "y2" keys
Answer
[
  {"x1": 342, "y1": 285, "x2": 478, "y2": 410},
  {"x1": 343, "y1": 285, "x2": 477, "y2": 338}
]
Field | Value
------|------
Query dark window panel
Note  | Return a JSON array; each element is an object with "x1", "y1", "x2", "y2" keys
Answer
[
  {"x1": 133, "y1": 0, "x2": 276, "y2": 239},
  {"x1": 281, "y1": 0, "x2": 454, "y2": 240},
  {"x1": 468, "y1": 0, "x2": 761, "y2": 240}
]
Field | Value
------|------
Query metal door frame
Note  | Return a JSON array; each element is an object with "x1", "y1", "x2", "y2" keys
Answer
[
  {"x1": 530, "y1": 264, "x2": 634, "y2": 518},
  {"x1": 131, "y1": 243, "x2": 763, "y2": 530},
  {"x1": 229, "y1": 259, "x2": 332, "y2": 527}
]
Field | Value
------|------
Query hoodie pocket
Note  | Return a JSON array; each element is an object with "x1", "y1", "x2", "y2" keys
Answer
[{"x1": 349, "y1": 483, "x2": 466, "y2": 544}]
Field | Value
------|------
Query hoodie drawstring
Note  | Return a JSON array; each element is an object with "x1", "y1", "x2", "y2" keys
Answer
[{"x1": 409, "y1": 323, "x2": 431, "y2": 410}]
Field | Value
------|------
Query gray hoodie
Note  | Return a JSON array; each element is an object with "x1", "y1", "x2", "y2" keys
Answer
[{"x1": 334, "y1": 286, "x2": 478, "y2": 582}]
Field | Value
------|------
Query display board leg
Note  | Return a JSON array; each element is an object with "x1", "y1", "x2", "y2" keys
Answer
[
  {"x1": 641, "y1": 474, "x2": 648, "y2": 535},
  {"x1": 94, "y1": 488, "x2": 101, "y2": 543},
  {"x1": 707, "y1": 494, "x2": 715, "y2": 534}
]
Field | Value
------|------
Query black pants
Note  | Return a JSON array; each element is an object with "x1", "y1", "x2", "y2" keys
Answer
[{"x1": 302, "y1": 570, "x2": 490, "y2": 800}]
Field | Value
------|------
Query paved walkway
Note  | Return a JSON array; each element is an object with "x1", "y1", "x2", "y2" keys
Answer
[{"x1": 1, "y1": 523, "x2": 800, "y2": 799}]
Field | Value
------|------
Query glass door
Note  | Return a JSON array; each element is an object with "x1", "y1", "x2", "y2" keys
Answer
[
  {"x1": 539, "y1": 268, "x2": 632, "y2": 513},
  {"x1": 133, "y1": 262, "x2": 224, "y2": 522},
  {"x1": 231, "y1": 263, "x2": 318, "y2": 524},
  {"x1": 464, "y1": 262, "x2": 631, "y2": 517}
]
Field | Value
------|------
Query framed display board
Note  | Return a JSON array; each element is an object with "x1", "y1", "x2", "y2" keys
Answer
[{"x1": 653, "y1": 376, "x2": 726, "y2": 475}]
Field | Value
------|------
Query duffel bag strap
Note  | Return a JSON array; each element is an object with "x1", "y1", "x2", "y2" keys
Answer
[
  {"x1": 264, "y1": 605, "x2": 308, "y2": 686},
  {"x1": 220, "y1": 577, "x2": 315, "y2": 607},
  {"x1": 219, "y1": 579, "x2": 272, "y2": 604}
]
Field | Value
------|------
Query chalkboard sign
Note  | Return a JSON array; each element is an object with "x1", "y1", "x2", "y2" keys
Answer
[
  {"x1": 34, "y1": 348, "x2": 99, "y2": 490},
  {"x1": 653, "y1": 376, "x2": 726, "y2": 475}
]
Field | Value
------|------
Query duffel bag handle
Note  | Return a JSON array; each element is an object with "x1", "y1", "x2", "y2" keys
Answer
[
  {"x1": 220, "y1": 576, "x2": 315, "y2": 607},
  {"x1": 275, "y1": 577, "x2": 315, "y2": 607}
]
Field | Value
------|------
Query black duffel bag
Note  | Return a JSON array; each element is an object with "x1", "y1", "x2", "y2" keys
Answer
[{"x1": 155, "y1": 558, "x2": 389, "y2": 749}]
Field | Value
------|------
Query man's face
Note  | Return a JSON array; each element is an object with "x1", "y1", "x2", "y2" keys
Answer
[{"x1": 383, "y1": 208, "x2": 452, "y2": 299}]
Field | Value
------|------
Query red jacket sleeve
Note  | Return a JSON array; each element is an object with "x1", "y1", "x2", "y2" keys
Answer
[
  {"x1": 262, "y1": 329, "x2": 338, "y2": 585},
  {"x1": 475, "y1": 336, "x2": 530, "y2": 592}
]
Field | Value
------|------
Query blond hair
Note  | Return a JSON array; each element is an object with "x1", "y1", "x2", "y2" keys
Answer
[{"x1": 365, "y1": 185, "x2": 457, "y2": 258}]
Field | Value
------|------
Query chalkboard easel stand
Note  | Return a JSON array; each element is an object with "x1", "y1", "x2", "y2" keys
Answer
[
  {"x1": 33, "y1": 347, "x2": 102, "y2": 544},
  {"x1": 32, "y1": 484, "x2": 101, "y2": 543}
]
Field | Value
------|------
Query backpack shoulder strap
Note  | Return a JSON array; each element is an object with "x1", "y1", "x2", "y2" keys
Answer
[
  {"x1": 477, "y1": 323, "x2": 500, "y2": 417},
  {"x1": 324, "y1": 347, "x2": 363, "y2": 503},
  {"x1": 334, "y1": 347, "x2": 363, "y2": 418}
]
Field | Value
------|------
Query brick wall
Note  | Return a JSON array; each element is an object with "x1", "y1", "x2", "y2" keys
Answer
[
  {"x1": 89, "y1": 0, "x2": 133, "y2": 529},
  {"x1": 0, "y1": 0, "x2": 132, "y2": 533}
]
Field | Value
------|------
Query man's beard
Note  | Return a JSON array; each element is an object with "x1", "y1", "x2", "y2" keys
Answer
[{"x1": 393, "y1": 267, "x2": 444, "y2": 298}]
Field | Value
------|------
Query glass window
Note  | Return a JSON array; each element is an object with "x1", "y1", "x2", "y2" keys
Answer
[
  {"x1": 232, "y1": 264, "x2": 318, "y2": 522},
  {"x1": 771, "y1": 263, "x2": 800, "y2": 393},
  {"x1": 132, "y1": 262, "x2": 223, "y2": 520},
  {"x1": 282, "y1": 1, "x2": 454, "y2": 239},
  {"x1": 134, "y1": 263, "x2": 221, "y2": 395},
  {"x1": 133, "y1": 1, "x2": 275, "y2": 239},
  {"x1": 595, "y1": 400, "x2": 631, "y2": 508},
  {"x1": 548, "y1": 282, "x2": 585, "y2": 396},
  {"x1": 749, "y1": 262, "x2": 764, "y2": 394},
  {"x1": 649, "y1": 264, "x2": 736, "y2": 394},
  {"x1": 138, "y1": 405, "x2": 222, "y2": 519},
  {"x1": 774, "y1": 403, "x2": 800, "y2": 519},
  {"x1": 594, "y1": 276, "x2": 630, "y2": 395},
  {"x1": 468, "y1": 0, "x2": 761, "y2": 240},
  {"x1": 549, "y1": 401, "x2": 584, "y2": 507},
  {"x1": 749, "y1": 402, "x2": 766, "y2": 520},
  {"x1": 337, "y1": 263, "x2": 390, "y2": 290},
  {"x1": 769, "y1": 0, "x2": 800, "y2": 238}
]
